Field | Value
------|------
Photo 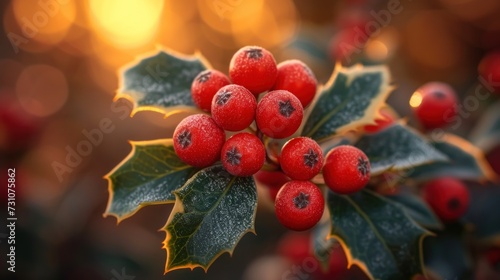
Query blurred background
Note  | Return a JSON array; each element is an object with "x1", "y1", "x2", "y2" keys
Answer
[{"x1": 1, "y1": 0, "x2": 500, "y2": 279}]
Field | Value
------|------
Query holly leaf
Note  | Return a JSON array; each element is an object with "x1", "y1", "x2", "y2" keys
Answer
[
  {"x1": 104, "y1": 139, "x2": 198, "y2": 222},
  {"x1": 301, "y1": 65, "x2": 393, "y2": 141},
  {"x1": 470, "y1": 100, "x2": 500, "y2": 153},
  {"x1": 116, "y1": 49, "x2": 209, "y2": 116},
  {"x1": 162, "y1": 165, "x2": 257, "y2": 273},
  {"x1": 355, "y1": 124, "x2": 448, "y2": 175},
  {"x1": 409, "y1": 134, "x2": 497, "y2": 182},
  {"x1": 313, "y1": 221, "x2": 337, "y2": 269},
  {"x1": 385, "y1": 192, "x2": 442, "y2": 230},
  {"x1": 327, "y1": 189, "x2": 430, "y2": 280}
]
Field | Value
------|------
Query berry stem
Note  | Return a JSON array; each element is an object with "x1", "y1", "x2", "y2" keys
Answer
[
  {"x1": 245, "y1": 125, "x2": 257, "y2": 134},
  {"x1": 256, "y1": 128, "x2": 280, "y2": 167},
  {"x1": 311, "y1": 173, "x2": 325, "y2": 185}
]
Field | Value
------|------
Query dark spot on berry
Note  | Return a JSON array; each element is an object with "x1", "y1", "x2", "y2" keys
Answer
[
  {"x1": 196, "y1": 71, "x2": 211, "y2": 83},
  {"x1": 226, "y1": 146, "x2": 242, "y2": 166},
  {"x1": 303, "y1": 148, "x2": 319, "y2": 168},
  {"x1": 177, "y1": 130, "x2": 191, "y2": 149},
  {"x1": 447, "y1": 198, "x2": 460, "y2": 210},
  {"x1": 433, "y1": 91, "x2": 446, "y2": 99},
  {"x1": 357, "y1": 157, "x2": 369, "y2": 177},
  {"x1": 216, "y1": 89, "x2": 232, "y2": 106},
  {"x1": 279, "y1": 100, "x2": 296, "y2": 118},
  {"x1": 245, "y1": 48, "x2": 263, "y2": 59},
  {"x1": 293, "y1": 192, "x2": 310, "y2": 209}
]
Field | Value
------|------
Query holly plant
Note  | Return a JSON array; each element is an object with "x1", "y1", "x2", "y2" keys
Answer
[{"x1": 103, "y1": 46, "x2": 497, "y2": 279}]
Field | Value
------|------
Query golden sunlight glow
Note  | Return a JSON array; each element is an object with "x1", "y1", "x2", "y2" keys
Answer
[
  {"x1": 12, "y1": 0, "x2": 76, "y2": 45},
  {"x1": 235, "y1": 0, "x2": 296, "y2": 48},
  {"x1": 409, "y1": 91, "x2": 423, "y2": 108},
  {"x1": 197, "y1": 0, "x2": 265, "y2": 35},
  {"x1": 197, "y1": 0, "x2": 295, "y2": 48},
  {"x1": 88, "y1": 0, "x2": 163, "y2": 49},
  {"x1": 365, "y1": 40, "x2": 388, "y2": 62}
]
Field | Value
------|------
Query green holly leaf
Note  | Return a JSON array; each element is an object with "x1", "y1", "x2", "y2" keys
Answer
[
  {"x1": 409, "y1": 134, "x2": 497, "y2": 182},
  {"x1": 116, "y1": 49, "x2": 209, "y2": 117},
  {"x1": 385, "y1": 192, "x2": 442, "y2": 230},
  {"x1": 301, "y1": 65, "x2": 393, "y2": 141},
  {"x1": 104, "y1": 139, "x2": 198, "y2": 222},
  {"x1": 327, "y1": 189, "x2": 430, "y2": 280},
  {"x1": 313, "y1": 221, "x2": 338, "y2": 270},
  {"x1": 162, "y1": 165, "x2": 257, "y2": 273},
  {"x1": 470, "y1": 100, "x2": 500, "y2": 153},
  {"x1": 355, "y1": 124, "x2": 448, "y2": 175}
]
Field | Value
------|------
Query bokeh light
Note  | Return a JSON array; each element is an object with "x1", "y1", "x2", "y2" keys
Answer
[
  {"x1": 409, "y1": 91, "x2": 423, "y2": 108},
  {"x1": 88, "y1": 0, "x2": 163, "y2": 49},
  {"x1": 11, "y1": 0, "x2": 76, "y2": 46},
  {"x1": 15, "y1": 64, "x2": 68, "y2": 117}
]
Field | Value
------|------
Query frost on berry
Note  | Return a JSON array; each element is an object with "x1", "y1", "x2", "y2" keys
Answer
[
  {"x1": 196, "y1": 71, "x2": 211, "y2": 83},
  {"x1": 245, "y1": 48, "x2": 263, "y2": 59},
  {"x1": 293, "y1": 192, "x2": 310, "y2": 209},
  {"x1": 357, "y1": 157, "x2": 370, "y2": 176},
  {"x1": 303, "y1": 148, "x2": 319, "y2": 168},
  {"x1": 279, "y1": 99, "x2": 296, "y2": 118},
  {"x1": 177, "y1": 130, "x2": 191, "y2": 149},
  {"x1": 302, "y1": 64, "x2": 314, "y2": 77},
  {"x1": 225, "y1": 146, "x2": 242, "y2": 165},
  {"x1": 216, "y1": 89, "x2": 232, "y2": 106}
]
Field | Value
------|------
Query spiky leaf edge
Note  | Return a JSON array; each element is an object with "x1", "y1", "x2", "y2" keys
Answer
[
  {"x1": 160, "y1": 171, "x2": 258, "y2": 274},
  {"x1": 115, "y1": 46, "x2": 212, "y2": 118},
  {"x1": 103, "y1": 139, "x2": 185, "y2": 224},
  {"x1": 301, "y1": 63, "x2": 395, "y2": 142},
  {"x1": 325, "y1": 189, "x2": 434, "y2": 280}
]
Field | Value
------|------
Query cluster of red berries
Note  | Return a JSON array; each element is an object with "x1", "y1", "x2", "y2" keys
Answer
[
  {"x1": 173, "y1": 45, "x2": 372, "y2": 231},
  {"x1": 174, "y1": 45, "x2": 319, "y2": 177},
  {"x1": 270, "y1": 144, "x2": 371, "y2": 231},
  {"x1": 174, "y1": 45, "x2": 317, "y2": 175}
]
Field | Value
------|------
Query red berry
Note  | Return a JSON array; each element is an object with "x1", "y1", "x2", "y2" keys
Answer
[
  {"x1": 276, "y1": 232, "x2": 312, "y2": 265},
  {"x1": 272, "y1": 60, "x2": 317, "y2": 108},
  {"x1": 191, "y1": 69, "x2": 231, "y2": 111},
  {"x1": 173, "y1": 114, "x2": 225, "y2": 168},
  {"x1": 254, "y1": 170, "x2": 290, "y2": 201},
  {"x1": 478, "y1": 50, "x2": 500, "y2": 93},
  {"x1": 363, "y1": 110, "x2": 395, "y2": 134},
  {"x1": 410, "y1": 82, "x2": 458, "y2": 130},
  {"x1": 280, "y1": 137, "x2": 323, "y2": 180},
  {"x1": 275, "y1": 181, "x2": 324, "y2": 231},
  {"x1": 256, "y1": 90, "x2": 303, "y2": 139},
  {"x1": 422, "y1": 177, "x2": 470, "y2": 222},
  {"x1": 221, "y1": 132, "x2": 265, "y2": 176},
  {"x1": 0, "y1": 99, "x2": 40, "y2": 153},
  {"x1": 211, "y1": 84, "x2": 257, "y2": 131},
  {"x1": 229, "y1": 46, "x2": 278, "y2": 96},
  {"x1": 323, "y1": 145, "x2": 370, "y2": 194}
]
